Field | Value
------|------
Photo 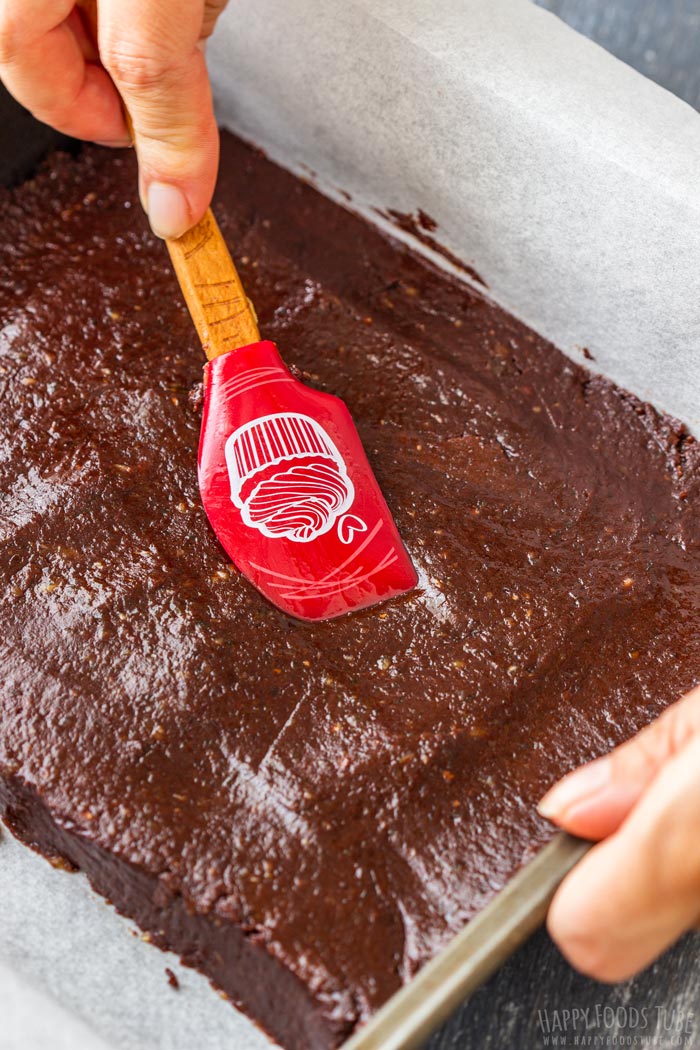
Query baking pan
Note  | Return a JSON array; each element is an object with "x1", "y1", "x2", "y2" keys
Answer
[
  {"x1": 344, "y1": 834, "x2": 591, "y2": 1050},
  {"x1": 0, "y1": 85, "x2": 72, "y2": 187},
  {"x1": 4, "y1": 0, "x2": 700, "y2": 1039},
  {"x1": 0, "y1": 82, "x2": 592, "y2": 1050}
]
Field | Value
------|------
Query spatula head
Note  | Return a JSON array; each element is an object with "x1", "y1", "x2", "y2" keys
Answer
[{"x1": 198, "y1": 341, "x2": 418, "y2": 622}]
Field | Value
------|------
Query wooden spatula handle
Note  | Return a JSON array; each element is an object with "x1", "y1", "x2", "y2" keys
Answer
[
  {"x1": 167, "y1": 212, "x2": 261, "y2": 361},
  {"x1": 77, "y1": 0, "x2": 259, "y2": 361}
]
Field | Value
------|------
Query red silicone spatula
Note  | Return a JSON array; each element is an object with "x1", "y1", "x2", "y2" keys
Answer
[
  {"x1": 76, "y1": 0, "x2": 415, "y2": 622},
  {"x1": 167, "y1": 211, "x2": 417, "y2": 621}
]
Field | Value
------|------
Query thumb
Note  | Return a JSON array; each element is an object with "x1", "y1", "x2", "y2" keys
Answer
[
  {"x1": 547, "y1": 734, "x2": 700, "y2": 982},
  {"x1": 99, "y1": 0, "x2": 219, "y2": 239},
  {"x1": 538, "y1": 683, "x2": 700, "y2": 839}
]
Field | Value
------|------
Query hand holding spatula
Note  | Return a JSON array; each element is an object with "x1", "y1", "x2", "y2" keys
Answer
[{"x1": 74, "y1": 0, "x2": 417, "y2": 622}]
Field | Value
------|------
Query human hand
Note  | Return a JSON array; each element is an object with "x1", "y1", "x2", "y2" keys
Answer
[
  {"x1": 539, "y1": 685, "x2": 700, "y2": 982},
  {"x1": 0, "y1": 0, "x2": 229, "y2": 238}
]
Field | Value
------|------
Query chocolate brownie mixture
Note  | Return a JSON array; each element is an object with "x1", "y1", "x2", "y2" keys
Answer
[{"x1": 2, "y1": 135, "x2": 700, "y2": 1049}]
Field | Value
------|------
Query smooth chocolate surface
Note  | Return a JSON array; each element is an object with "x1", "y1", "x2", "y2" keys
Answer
[{"x1": 2, "y1": 135, "x2": 700, "y2": 1049}]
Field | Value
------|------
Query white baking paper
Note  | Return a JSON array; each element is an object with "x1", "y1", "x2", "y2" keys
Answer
[
  {"x1": 210, "y1": 0, "x2": 700, "y2": 432},
  {"x1": 4, "y1": 0, "x2": 700, "y2": 1047},
  {"x1": 0, "y1": 831, "x2": 271, "y2": 1050}
]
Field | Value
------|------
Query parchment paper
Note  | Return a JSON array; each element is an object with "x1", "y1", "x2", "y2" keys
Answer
[
  {"x1": 210, "y1": 0, "x2": 700, "y2": 432},
  {"x1": 4, "y1": 0, "x2": 700, "y2": 1047},
  {"x1": 0, "y1": 832, "x2": 270, "y2": 1050}
]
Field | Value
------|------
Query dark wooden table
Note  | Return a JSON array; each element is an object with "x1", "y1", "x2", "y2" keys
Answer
[{"x1": 426, "y1": 9, "x2": 700, "y2": 1050}]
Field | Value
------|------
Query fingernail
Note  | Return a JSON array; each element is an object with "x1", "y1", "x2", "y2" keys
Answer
[
  {"x1": 96, "y1": 137, "x2": 133, "y2": 149},
  {"x1": 538, "y1": 757, "x2": 612, "y2": 820},
  {"x1": 146, "y1": 182, "x2": 191, "y2": 240}
]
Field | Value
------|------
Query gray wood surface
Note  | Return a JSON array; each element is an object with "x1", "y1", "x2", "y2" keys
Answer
[
  {"x1": 535, "y1": 0, "x2": 700, "y2": 111},
  {"x1": 425, "y1": 13, "x2": 700, "y2": 1050}
]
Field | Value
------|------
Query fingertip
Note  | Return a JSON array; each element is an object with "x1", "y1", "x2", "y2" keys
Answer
[
  {"x1": 146, "y1": 181, "x2": 191, "y2": 240},
  {"x1": 541, "y1": 790, "x2": 639, "y2": 840},
  {"x1": 538, "y1": 757, "x2": 611, "y2": 821},
  {"x1": 538, "y1": 756, "x2": 645, "y2": 838},
  {"x1": 136, "y1": 117, "x2": 218, "y2": 239}
]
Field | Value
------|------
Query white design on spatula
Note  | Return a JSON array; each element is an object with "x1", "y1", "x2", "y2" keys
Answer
[{"x1": 225, "y1": 412, "x2": 366, "y2": 543}]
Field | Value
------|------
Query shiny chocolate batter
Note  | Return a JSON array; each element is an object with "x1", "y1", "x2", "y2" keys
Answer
[{"x1": 2, "y1": 135, "x2": 700, "y2": 1050}]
